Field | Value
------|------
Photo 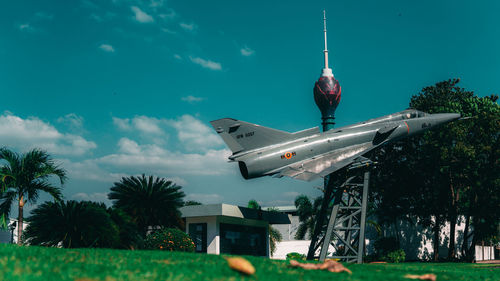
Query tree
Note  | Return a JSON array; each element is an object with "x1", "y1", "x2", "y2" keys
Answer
[
  {"x1": 0, "y1": 148, "x2": 66, "y2": 244},
  {"x1": 24, "y1": 200, "x2": 121, "y2": 248},
  {"x1": 183, "y1": 200, "x2": 202, "y2": 206},
  {"x1": 247, "y1": 200, "x2": 283, "y2": 256},
  {"x1": 108, "y1": 174, "x2": 185, "y2": 236},
  {"x1": 294, "y1": 195, "x2": 322, "y2": 240},
  {"x1": 370, "y1": 79, "x2": 499, "y2": 261}
]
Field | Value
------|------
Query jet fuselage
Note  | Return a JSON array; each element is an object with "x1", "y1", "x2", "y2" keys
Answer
[{"x1": 211, "y1": 110, "x2": 460, "y2": 181}]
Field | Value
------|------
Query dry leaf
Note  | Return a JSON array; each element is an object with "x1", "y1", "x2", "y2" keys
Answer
[
  {"x1": 225, "y1": 257, "x2": 256, "y2": 275},
  {"x1": 404, "y1": 273, "x2": 437, "y2": 281},
  {"x1": 289, "y1": 259, "x2": 352, "y2": 274}
]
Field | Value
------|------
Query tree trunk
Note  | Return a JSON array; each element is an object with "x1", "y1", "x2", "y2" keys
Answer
[
  {"x1": 433, "y1": 217, "x2": 441, "y2": 261},
  {"x1": 447, "y1": 214, "x2": 457, "y2": 260},
  {"x1": 17, "y1": 195, "x2": 24, "y2": 245},
  {"x1": 447, "y1": 172, "x2": 458, "y2": 260},
  {"x1": 461, "y1": 215, "x2": 470, "y2": 258}
]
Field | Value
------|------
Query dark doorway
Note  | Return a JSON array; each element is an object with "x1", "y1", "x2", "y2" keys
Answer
[{"x1": 189, "y1": 223, "x2": 207, "y2": 253}]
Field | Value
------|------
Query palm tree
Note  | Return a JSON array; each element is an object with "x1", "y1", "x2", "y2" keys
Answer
[
  {"x1": 108, "y1": 174, "x2": 185, "y2": 236},
  {"x1": 0, "y1": 148, "x2": 66, "y2": 244},
  {"x1": 24, "y1": 200, "x2": 120, "y2": 248},
  {"x1": 294, "y1": 195, "x2": 323, "y2": 240}
]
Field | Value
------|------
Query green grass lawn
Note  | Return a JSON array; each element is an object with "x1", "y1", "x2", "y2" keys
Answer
[{"x1": 0, "y1": 244, "x2": 498, "y2": 281}]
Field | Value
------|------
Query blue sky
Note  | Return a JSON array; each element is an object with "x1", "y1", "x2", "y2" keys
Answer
[{"x1": 1, "y1": 0, "x2": 499, "y2": 211}]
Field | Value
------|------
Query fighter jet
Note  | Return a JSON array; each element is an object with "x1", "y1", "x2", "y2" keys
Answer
[{"x1": 210, "y1": 109, "x2": 460, "y2": 181}]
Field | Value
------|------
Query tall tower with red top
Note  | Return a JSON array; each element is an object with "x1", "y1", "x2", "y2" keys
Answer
[{"x1": 313, "y1": 10, "x2": 341, "y2": 131}]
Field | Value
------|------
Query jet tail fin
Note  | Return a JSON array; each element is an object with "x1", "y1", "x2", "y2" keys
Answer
[{"x1": 210, "y1": 118, "x2": 318, "y2": 154}]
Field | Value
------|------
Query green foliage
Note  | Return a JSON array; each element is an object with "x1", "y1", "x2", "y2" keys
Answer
[
  {"x1": 107, "y1": 208, "x2": 144, "y2": 249},
  {"x1": 370, "y1": 79, "x2": 499, "y2": 261},
  {"x1": 247, "y1": 199, "x2": 260, "y2": 209},
  {"x1": 294, "y1": 195, "x2": 323, "y2": 240},
  {"x1": 24, "y1": 201, "x2": 120, "y2": 248},
  {"x1": 384, "y1": 249, "x2": 406, "y2": 263},
  {"x1": 24, "y1": 201, "x2": 143, "y2": 249},
  {"x1": 144, "y1": 228, "x2": 195, "y2": 252},
  {"x1": 373, "y1": 237, "x2": 400, "y2": 258},
  {"x1": 0, "y1": 244, "x2": 497, "y2": 281},
  {"x1": 268, "y1": 225, "x2": 283, "y2": 256},
  {"x1": 108, "y1": 174, "x2": 185, "y2": 236},
  {"x1": 286, "y1": 252, "x2": 306, "y2": 261},
  {"x1": 184, "y1": 200, "x2": 202, "y2": 206},
  {"x1": 0, "y1": 148, "x2": 66, "y2": 241}
]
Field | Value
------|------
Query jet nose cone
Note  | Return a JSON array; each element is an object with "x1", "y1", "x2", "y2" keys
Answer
[{"x1": 431, "y1": 113, "x2": 461, "y2": 125}]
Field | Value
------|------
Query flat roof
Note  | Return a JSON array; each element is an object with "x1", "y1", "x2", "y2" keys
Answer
[
  {"x1": 180, "y1": 204, "x2": 291, "y2": 224},
  {"x1": 264, "y1": 205, "x2": 297, "y2": 213}
]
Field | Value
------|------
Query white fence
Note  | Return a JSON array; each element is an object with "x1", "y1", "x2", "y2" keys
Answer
[{"x1": 475, "y1": 245, "x2": 495, "y2": 261}]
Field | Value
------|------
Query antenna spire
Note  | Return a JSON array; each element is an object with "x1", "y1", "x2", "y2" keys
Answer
[
  {"x1": 321, "y1": 10, "x2": 333, "y2": 77},
  {"x1": 323, "y1": 10, "x2": 328, "y2": 69}
]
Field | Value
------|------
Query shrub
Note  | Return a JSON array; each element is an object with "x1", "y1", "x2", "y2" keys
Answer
[
  {"x1": 286, "y1": 252, "x2": 306, "y2": 261},
  {"x1": 145, "y1": 228, "x2": 195, "y2": 252},
  {"x1": 373, "y1": 236, "x2": 399, "y2": 258},
  {"x1": 385, "y1": 249, "x2": 406, "y2": 263}
]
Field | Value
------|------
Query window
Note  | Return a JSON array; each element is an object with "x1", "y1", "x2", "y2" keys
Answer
[
  {"x1": 220, "y1": 223, "x2": 267, "y2": 256},
  {"x1": 189, "y1": 223, "x2": 207, "y2": 253}
]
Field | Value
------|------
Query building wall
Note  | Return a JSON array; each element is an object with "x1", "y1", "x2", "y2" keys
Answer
[
  {"x1": 186, "y1": 216, "x2": 218, "y2": 254},
  {"x1": 365, "y1": 216, "x2": 468, "y2": 260},
  {"x1": 271, "y1": 214, "x2": 484, "y2": 261},
  {"x1": 271, "y1": 214, "x2": 299, "y2": 241}
]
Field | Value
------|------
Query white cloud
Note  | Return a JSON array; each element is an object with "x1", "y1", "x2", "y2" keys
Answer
[
  {"x1": 60, "y1": 158, "x2": 120, "y2": 182},
  {"x1": 181, "y1": 95, "x2": 204, "y2": 103},
  {"x1": 18, "y1": 23, "x2": 34, "y2": 32},
  {"x1": 99, "y1": 44, "x2": 115, "y2": 53},
  {"x1": 173, "y1": 54, "x2": 182, "y2": 60},
  {"x1": 179, "y1": 22, "x2": 196, "y2": 31},
  {"x1": 185, "y1": 193, "x2": 223, "y2": 204},
  {"x1": 57, "y1": 113, "x2": 84, "y2": 131},
  {"x1": 189, "y1": 56, "x2": 222, "y2": 71},
  {"x1": 167, "y1": 176, "x2": 187, "y2": 186},
  {"x1": 167, "y1": 115, "x2": 223, "y2": 151},
  {"x1": 72, "y1": 192, "x2": 111, "y2": 205},
  {"x1": 240, "y1": 46, "x2": 255, "y2": 56},
  {"x1": 113, "y1": 116, "x2": 164, "y2": 135},
  {"x1": 161, "y1": 27, "x2": 176, "y2": 34},
  {"x1": 0, "y1": 112, "x2": 96, "y2": 156},
  {"x1": 117, "y1": 138, "x2": 141, "y2": 154},
  {"x1": 113, "y1": 114, "x2": 221, "y2": 151},
  {"x1": 131, "y1": 6, "x2": 154, "y2": 23},
  {"x1": 98, "y1": 138, "x2": 231, "y2": 176},
  {"x1": 112, "y1": 117, "x2": 131, "y2": 131},
  {"x1": 158, "y1": 9, "x2": 176, "y2": 20},
  {"x1": 132, "y1": 116, "x2": 163, "y2": 134}
]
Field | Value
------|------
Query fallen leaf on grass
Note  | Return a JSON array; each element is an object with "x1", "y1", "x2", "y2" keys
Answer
[
  {"x1": 225, "y1": 257, "x2": 255, "y2": 275},
  {"x1": 404, "y1": 273, "x2": 437, "y2": 281},
  {"x1": 289, "y1": 259, "x2": 352, "y2": 274}
]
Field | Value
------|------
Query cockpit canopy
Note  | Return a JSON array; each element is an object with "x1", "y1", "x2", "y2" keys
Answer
[{"x1": 401, "y1": 109, "x2": 428, "y2": 119}]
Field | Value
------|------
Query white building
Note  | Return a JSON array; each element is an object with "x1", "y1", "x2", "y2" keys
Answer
[{"x1": 181, "y1": 204, "x2": 290, "y2": 257}]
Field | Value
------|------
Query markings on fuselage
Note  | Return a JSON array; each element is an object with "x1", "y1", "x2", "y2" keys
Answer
[
  {"x1": 421, "y1": 123, "x2": 431, "y2": 128},
  {"x1": 281, "y1": 151, "x2": 296, "y2": 159},
  {"x1": 236, "y1": 131, "x2": 255, "y2": 139}
]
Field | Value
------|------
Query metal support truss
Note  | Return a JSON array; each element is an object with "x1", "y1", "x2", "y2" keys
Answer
[{"x1": 317, "y1": 169, "x2": 370, "y2": 263}]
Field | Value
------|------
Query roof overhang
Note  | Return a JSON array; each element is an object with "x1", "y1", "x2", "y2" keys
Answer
[{"x1": 180, "y1": 204, "x2": 291, "y2": 224}]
